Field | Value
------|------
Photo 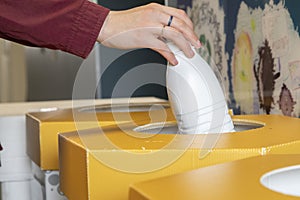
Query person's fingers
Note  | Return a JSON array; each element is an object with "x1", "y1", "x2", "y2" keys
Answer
[
  {"x1": 155, "y1": 48, "x2": 178, "y2": 66},
  {"x1": 98, "y1": 2, "x2": 200, "y2": 64},
  {"x1": 158, "y1": 12, "x2": 200, "y2": 48},
  {"x1": 161, "y1": 26, "x2": 195, "y2": 58},
  {"x1": 156, "y1": 4, "x2": 194, "y2": 29},
  {"x1": 151, "y1": 40, "x2": 178, "y2": 66},
  {"x1": 169, "y1": 17, "x2": 201, "y2": 48}
]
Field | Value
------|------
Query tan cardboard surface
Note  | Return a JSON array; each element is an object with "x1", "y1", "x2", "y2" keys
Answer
[{"x1": 0, "y1": 97, "x2": 165, "y2": 116}]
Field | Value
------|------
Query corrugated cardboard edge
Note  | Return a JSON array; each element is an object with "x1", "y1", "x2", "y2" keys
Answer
[
  {"x1": 26, "y1": 113, "x2": 41, "y2": 166},
  {"x1": 59, "y1": 132, "x2": 88, "y2": 200}
]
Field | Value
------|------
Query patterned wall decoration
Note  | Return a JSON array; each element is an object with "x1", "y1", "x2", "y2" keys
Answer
[
  {"x1": 231, "y1": 2, "x2": 263, "y2": 114},
  {"x1": 186, "y1": 0, "x2": 229, "y2": 100},
  {"x1": 176, "y1": 0, "x2": 300, "y2": 118}
]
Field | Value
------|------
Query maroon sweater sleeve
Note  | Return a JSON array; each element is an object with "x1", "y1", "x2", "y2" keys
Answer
[{"x1": 0, "y1": 0, "x2": 109, "y2": 58}]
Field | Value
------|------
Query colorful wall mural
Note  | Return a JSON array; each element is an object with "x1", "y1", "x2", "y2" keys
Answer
[{"x1": 177, "y1": 0, "x2": 300, "y2": 118}]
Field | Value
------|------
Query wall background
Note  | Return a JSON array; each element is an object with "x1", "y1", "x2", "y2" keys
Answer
[{"x1": 176, "y1": 0, "x2": 300, "y2": 118}]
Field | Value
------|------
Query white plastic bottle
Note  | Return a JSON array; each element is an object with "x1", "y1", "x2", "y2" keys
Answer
[{"x1": 166, "y1": 42, "x2": 234, "y2": 134}]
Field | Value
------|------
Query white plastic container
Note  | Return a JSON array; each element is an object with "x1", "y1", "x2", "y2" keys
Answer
[
  {"x1": 166, "y1": 42, "x2": 234, "y2": 134},
  {"x1": 32, "y1": 162, "x2": 67, "y2": 200},
  {"x1": 0, "y1": 116, "x2": 32, "y2": 181},
  {"x1": 0, "y1": 115, "x2": 33, "y2": 200}
]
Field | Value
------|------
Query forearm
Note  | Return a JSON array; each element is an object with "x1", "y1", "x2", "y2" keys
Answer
[{"x1": 0, "y1": 0, "x2": 109, "y2": 58}]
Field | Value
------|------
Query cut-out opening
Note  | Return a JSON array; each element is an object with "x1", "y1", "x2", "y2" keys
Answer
[
  {"x1": 133, "y1": 120, "x2": 264, "y2": 134},
  {"x1": 77, "y1": 103, "x2": 169, "y2": 113},
  {"x1": 260, "y1": 165, "x2": 300, "y2": 197}
]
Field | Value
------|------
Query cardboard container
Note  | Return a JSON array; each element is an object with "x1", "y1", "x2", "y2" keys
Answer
[
  {"x1": 26, "y1": 98, "x2": 172, "y2": 170},
  {"x1": 58, "y1": 114, "x2": 300, "y2": 200},
  {"x1": 129, "y1": 154, "x2": 300, "y2": 200},
  {"x1": 0, "y1": 99, "x2": 150, "y2": 199},
  {"x1": 0, "y1": 98, "x2": 140, "y2": 181}
]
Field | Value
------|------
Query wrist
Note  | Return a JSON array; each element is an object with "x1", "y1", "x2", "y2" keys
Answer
[{"x1": 97, "y1": 11, "x2": 113, "y2": 43}]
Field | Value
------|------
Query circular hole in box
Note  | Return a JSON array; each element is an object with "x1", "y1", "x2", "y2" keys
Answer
[
  {"x1": 260, "y1": 165, "x2": 300, "y2": 197},
  {"x1": 78, "y1": 103, "x2": 169, "y2": 113},
  {"x1": 133, "y1": 120, "x2": 263, "y2": 134}
]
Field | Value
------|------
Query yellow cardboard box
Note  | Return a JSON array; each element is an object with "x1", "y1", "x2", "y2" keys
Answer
[
  {"x1": 129, "y1": 154, "x2": 300, "y2": 200},
  {"x1": 26, "y1": 97, "x2": 173, "y2": 170},
  {"x1": 1, "y1": 98, "x2": 157, "y2": 181},
  {"x1": 59, "y1": 114, "x2": 300, "y2": 200}
]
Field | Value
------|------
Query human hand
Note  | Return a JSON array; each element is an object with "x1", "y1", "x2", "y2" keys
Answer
[{"x1": 97, "y1": 3, "x2": 201, "y2": 65}]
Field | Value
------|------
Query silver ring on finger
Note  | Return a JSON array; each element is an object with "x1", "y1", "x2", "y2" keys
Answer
[{"x1": 159, "y1": 25, "x2": 167, "y2": 41}]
